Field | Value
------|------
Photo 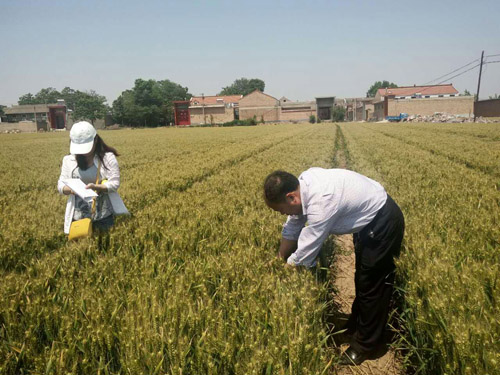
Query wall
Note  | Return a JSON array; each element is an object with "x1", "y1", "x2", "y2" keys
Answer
[
  {"x1": 388, "y1": 96, "x2": 474, "y2": 117},
  {"x1": 279, "y1": 108, "x2": 315, "y2": 122},
  {"x1": 239, "y1": 91, "x2": 279, "y2": 121},
  {"x1": 190, "y1": 106, "x2": 235, "y2": 124},
  {"x1": 0, "y1": 121, "x2": 38, "y2": 132},
  {"x1": 374, "y1": 102, "x2": 384, "y2": 120},
  {"x1": 474, "y1": 98, "x2": 500, "y2": 117}
]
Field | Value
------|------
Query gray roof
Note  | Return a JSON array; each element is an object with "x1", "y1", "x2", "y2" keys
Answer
[{"x1": 3, "y1": 104, "x2": 58, "y2": 115}]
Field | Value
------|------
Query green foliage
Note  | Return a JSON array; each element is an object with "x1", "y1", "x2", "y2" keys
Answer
[
  {"x1": 218, "y1": 78, "x2": 265, "y2": 96},
  {"x1": 366, "y1": 80, "x2": 398, "y2": 98},
  {"x1": 0, "y1": 104, "x2": 5, "y2": 117},
  {"x1": 309, "y1": 115, "x2": 316, "y2": 124},
  {"x1": 0, "y1": 125, "x2": 337, "y2": 374},
  {"x1": 221, "y1": 118, "x2": 258, "y2": 127},
  {"x1": 331, "y1": 106, "x2": 345, "y2": 122},
  {"x1": 72, "y1": 90, "x2": 108, "y2": 124},
  {"x1": 489, "y1": 93, "x2": 499, "y2": 99},
  {"x1": 19, "y1": 87, "x2": 61, "y2": 105},
  {"x1": 461, "y1": 89, "x2": 472, "y2": 96},
  {"x1": 112, "y1": 79, "x2": 191, "y2": 127},
  {"x1": 342, "y1": 122, "x2": 500, "y2": 374}
]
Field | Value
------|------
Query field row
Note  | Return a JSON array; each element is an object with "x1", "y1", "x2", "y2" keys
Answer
[
  {"x1": 0, "y1": 124, "x2": 339, "y2": 375},
  {"x1": 340, "y1": 123, "x2": 500, "y2": 374}
]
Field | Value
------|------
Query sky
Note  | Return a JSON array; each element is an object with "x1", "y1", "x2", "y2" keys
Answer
[{"x1": 1, "y1": 0, "x2": 499, "y2": 106}]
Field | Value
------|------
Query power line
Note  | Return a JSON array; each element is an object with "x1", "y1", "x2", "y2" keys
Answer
[
  {"x1": 485, "y1": 53, "x2": 500, "y2": 58},
  {"x1": 485, "y1": 60, "x2": 500, "y2": 64},
  {"x1": 434, "y1": 63, "x2": 481, "y2": 85},
  {"x1": 423, "y1": 58, "x2": 479, "y2": 85}
]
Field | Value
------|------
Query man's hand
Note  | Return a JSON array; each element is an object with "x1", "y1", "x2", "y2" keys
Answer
[
  {"x1": 85, "y1": 183, "x2": 108, "y2": 194},
  {"x1": 278, "y1": 238, "x2": 298, "y2": 261}
]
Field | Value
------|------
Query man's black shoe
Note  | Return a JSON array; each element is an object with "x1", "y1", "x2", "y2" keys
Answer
[{"x1": 338, "y1": 346, "x2": 367, "y2": 366}]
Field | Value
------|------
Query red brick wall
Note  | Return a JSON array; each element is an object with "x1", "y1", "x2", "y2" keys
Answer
[{"x1": 474, "y1": 99, "x2": 500, "y2": 117}]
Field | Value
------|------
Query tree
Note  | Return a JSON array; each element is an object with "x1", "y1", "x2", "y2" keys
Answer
[
  {"x1": 0, "y1": 105, "x2": 5, "y2": 118},
  {"x1": 218, "y1": 78, "x2": 265, "y2": 96},
  {"x1": 112, "y1": 79, "x2": 191, "y2": 127},
  {"x1": 332, "y1": 106, "x2": 346, "y2": 122},
  {"x1": 366, "y1": 81, "x2": 398, "y2": 98},
  {"x1": 18, "y1": 93, "x2": 36, "y2": 105},
  {"x1": 461, "y1": 89, "x2": 472, "y2": 96},
  {"x1": 489, "y1": 93, "x2": 499, "y2": 99},
  {"x1": 71, "y1": 90, "x2": 108, "y2": 125}
]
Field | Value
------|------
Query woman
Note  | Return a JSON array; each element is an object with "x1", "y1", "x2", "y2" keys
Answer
[{"x1": 57, "y1": 121, "x2": 128, "y2": 235}]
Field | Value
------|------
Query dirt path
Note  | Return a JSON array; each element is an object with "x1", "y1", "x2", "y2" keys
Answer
[{"x1": 330, "y1": 124, "x2": 402, "y2": 374}]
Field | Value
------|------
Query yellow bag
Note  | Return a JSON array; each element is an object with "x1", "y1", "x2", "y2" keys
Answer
[
  {"x1": 68, "y1": 218, "x2": 93, "y2": 240},
  {"x1": 68, "y1": 160, "x2": 101, "y2": 241}
]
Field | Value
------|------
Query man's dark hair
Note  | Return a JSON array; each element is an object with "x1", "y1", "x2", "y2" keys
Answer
[{"x1": 264, "y1": 170, "x2": 299, "y2": 203}]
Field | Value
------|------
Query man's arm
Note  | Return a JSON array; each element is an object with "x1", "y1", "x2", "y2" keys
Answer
[
  {"x1": 278, "y1": 237, "x2": 297, "y2": 261},
  {"x1": 286, "y1": 219, "x2": 331, "y2": 268}
]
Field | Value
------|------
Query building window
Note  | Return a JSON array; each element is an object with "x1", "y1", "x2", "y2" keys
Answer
[
  {"x1": 438, "y1": 95, "x2": 444, "y2": 97},
  {"x1": 425, "y1": 95, "x2": 430, "y2": 98},
  {"x1": 450, "y1": 94, "x2": 455, "y2": 97}
]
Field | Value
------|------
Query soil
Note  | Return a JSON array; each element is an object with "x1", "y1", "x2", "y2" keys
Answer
[{"x1": 330, "y1": 125, "x2": 402, "y2": 374}]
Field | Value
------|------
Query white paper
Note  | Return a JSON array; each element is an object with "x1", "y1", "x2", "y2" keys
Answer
[{"x1": 62, "y1": 179, "x2": 98, "y2": 199}]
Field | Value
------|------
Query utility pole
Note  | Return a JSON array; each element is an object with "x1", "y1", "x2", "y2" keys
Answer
[
  {"x1": 354, "y1": 98, "x2": 357, "y2": 121},
  {"x1": 202, "y1": 93, "x2": 205, "y2": 125},
  {"x1": 474, "y1": 50, "x2": 484, "y2": 122}
]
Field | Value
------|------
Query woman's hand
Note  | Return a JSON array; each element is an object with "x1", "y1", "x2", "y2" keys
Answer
[
  {"x1": 62, "y1": 186, "x2": 75, "y2": 195},
  {"x1": 85, "y1": 183, "x2": 108, "y2": 194}
]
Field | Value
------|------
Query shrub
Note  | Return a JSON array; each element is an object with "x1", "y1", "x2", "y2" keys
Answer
[
  {"x1": 309, "y1": 115, "x2": 316, "y2": 124},
  {"x1": 332, "y1": 106, "x2": 346, "y2": 122}
]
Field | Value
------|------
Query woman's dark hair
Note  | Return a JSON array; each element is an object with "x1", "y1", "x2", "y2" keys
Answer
[
  {"x1": 76, "y1": 135, "x2": 119, "y2": 170},
  {"x1": 264, "y1": 170, "x2": 299, "y2": 203}
]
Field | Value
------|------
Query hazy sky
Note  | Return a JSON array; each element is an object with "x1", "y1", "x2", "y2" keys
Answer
[{"x1": 1, "y1": 0, "x2": 499, "y2": 106}]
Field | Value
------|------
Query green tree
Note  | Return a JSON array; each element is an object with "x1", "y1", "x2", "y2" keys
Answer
[
  {"x1": 332, "y1": 106, "x2": 346, "y2": 122},
  {"x1": 218, "y1": 78, "x2": 265, "y2": 96},
  {"x1": 489, "y1": 93, "x2": 499, "y2": 99},
  {"x1": 18, "y1": 93, "x2": 36, "y2": 105},
  {"x1": 461, "y1": 89, "x2": 472, "y2": 96},
  {"x1": 71, "y1": 90, "x2": 108, "y2": 125},
  {"x1": 34, "y1": 87, "x2": 61, "y2": 104},
  {"x1": 366, "y1": 80, "x2": 398, "y2": 98},
  {"x1": 112, "y1": 79, "x2": 191, "y2": 127},
  {"x1": 0, "y1": 105, "x2": 5, "y2": 118}
]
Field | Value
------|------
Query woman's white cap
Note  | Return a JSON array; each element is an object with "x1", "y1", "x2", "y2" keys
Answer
[{"x1": 70, "y1": 121, "x2": 97, "y2": 155}]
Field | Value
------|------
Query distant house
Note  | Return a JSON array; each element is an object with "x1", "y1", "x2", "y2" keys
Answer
[
  {"x1": 374, "y1": 84, "x2": 459, "y2": 101},
  {"x1": 239, "y1": 91, "x2": 336, "y2": 123},
  {"x1": 344, "y1": 97, "x2": 374, "y2": 121},
  {"x1": 3, "y1": 102, "x2": 68, "y2": 130},
  {"x1": 373, "y1": 83, "x2": 473, "y2": 120},
  {"x1": 173, "y1": 95, "x2": 242, "y2": 126},
  {"x1": 239, "y1": 90, "x2": 280, "y2": 122},
  {"x1": 315, "y1": 97, "x2": 335, "y2": 121}
]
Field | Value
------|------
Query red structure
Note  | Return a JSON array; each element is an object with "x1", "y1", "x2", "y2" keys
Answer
[
  {"x1": 173, "y1": 101, "x2": 190, "y2": 125},
  {"x1": 48, "y1": 105, "x2": 67, "y2": 129}
]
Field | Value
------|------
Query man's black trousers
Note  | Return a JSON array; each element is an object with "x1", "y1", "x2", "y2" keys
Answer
[{"x1": 347, "y1": 194, "x2": 405, "y2": 354}]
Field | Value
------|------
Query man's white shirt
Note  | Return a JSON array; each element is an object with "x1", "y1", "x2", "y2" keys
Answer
[{"x1": 282, "y1": 168, "x2": 387, "y2": 267}]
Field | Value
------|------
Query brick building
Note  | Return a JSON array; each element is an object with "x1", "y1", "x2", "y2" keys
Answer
[
  {"x1": 239, "y1": 90, "x2": 280, "y2": 122},
  {"x1": 189, "y1": 95, "x2": 242, "y2": 125},
  {"x1": 373, "y1": 84, "x2": 473, "y2": 120},
  {"x1": 3, "y1": 101, "x2": 68, "y2": 130}
]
